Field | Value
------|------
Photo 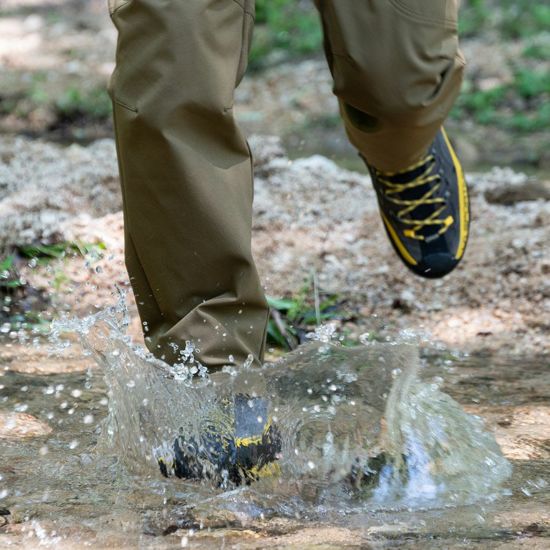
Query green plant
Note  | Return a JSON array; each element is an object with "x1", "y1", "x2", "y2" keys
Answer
[
  {"x1": 0, "y1": 256, "x2": 23, "y2": 289},
  {"x1": 514, "y1": 68, "x2": 550, "y2": 99},
  {"x1": 459, "y1": 0, "x2": 490, "y2": 36},
  {"x1": 452, "y1": 64, "x2": 549, "y2": 133},
  {"x1": 52, "y1": 270, "x2": 70, "y2": 292},
  {"x1": 55, "y1": 87, "x2": 112, "y2": 120},
  {"x1": 250, "y1": 0, "x2": 322, "y2": 69},
  {"x1": 266, "y1": 276, "x2": 348, "y2": 350},
  {"x1": 522, "y1": 35, "x2": 550, "y2": 60},
  {"x1": 19, "y1": 241, "x2": 106, "y2": 261},
  {"x1": 498, "y1": 2, "x2": 550, "y2": 38}
]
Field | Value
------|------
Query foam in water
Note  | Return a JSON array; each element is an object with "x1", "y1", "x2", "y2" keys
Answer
[{"x1": 50, "y1": 294, "x2": 512, "y2": 512}]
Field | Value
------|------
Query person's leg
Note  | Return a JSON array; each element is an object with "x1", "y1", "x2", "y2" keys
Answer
[
  {"x1": 108, "y1": 0, "x2": 268, "y2": 369},
  {"x1": 314, "y1": 0, "x2": 464, "y2": 172},
  {"x1": 314, "y1": 0, "x2": 469, "y2": 278}
]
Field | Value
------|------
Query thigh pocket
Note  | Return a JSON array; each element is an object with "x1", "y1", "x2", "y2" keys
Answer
[
  {"x1": 235, "y1": 0, "x2": 255, "y2": 86},
  {"x1": 388, "y1": 0, "x2": 458, "y2": 29}
]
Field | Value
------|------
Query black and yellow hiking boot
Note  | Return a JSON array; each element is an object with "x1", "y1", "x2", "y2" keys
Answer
[
  {"x1": 364, "y1": 128, "x2": 470, "y2": 278},
  {"x1": 157, "y1": 394, "x2": 281, "y2": 486}
]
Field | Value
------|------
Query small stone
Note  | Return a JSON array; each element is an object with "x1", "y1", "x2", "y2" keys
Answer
[
  {"x1": 485, "y1": 180, "x2": 550, "y2": 205},
  {"x1": 0, "y1": 413, "x2": 52, "y2": 438}
]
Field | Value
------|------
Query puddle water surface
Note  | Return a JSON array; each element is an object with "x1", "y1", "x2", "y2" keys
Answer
[{"x1": 0, "y1": 298, "x2": 548, "y2": 548}]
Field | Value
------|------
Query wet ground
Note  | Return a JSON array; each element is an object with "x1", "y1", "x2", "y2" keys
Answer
[{"x1": 0, "y1": 335, "x2": 549, "y2": 549}]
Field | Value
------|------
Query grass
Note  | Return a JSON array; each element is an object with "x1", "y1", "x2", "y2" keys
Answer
[
  {"x1": 497, "y1": 2, "x2": 550, "y2": 39},
  {"x1": 452, "y1": 67, "x2": 550, "y2": 132},
  {"x1": 11, "y1": 77, "x2": 113, "y2": 123},
  {"x1": 266, "y1": 275, "x2": 351, "y2": 350},
  {"x1": 0, "y1": 241, "x2": 106, "y2": 331},
  {"x1": 18, "y1": 241, "x2": 106, "y2": 261},
  {"x1": 0, "y1": 255, "x2": 23, "y2": 290},
  {"x1": 250, "y1": 0, "x2": 322, "y2": 69},
  {"x1": 459, "y1": 0, "x2": 491, "y2": 36},
  {"x1": 55, "y1": 86, "x2": 112, "y2": 121}
]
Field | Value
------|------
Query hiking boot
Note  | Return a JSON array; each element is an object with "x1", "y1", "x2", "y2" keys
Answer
[
  {"x1": 157, "y1": 394, "x2": 281, "y2": 485},
  {"x1": 363, "y1": 128, "x2": 470, "y2": 278}
]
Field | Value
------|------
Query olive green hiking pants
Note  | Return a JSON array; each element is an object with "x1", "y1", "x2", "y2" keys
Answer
[{"x1": 108, "y1": 0, "x2": 464, "y2": 369}]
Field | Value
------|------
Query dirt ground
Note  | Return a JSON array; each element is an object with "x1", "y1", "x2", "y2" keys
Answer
[{"x1": 1, "y1": 132, "x2": 549, "y2": 357}]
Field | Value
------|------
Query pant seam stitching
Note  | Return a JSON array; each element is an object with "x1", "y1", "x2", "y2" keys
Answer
[
  {"x1": 230, "y1": 0, "x2": 255, "y2": 19},
  {"x1": 388, "y1": 0, "x2": 458, "y2": 30},
  {"x1": 114, "y1": 97, "x2": 138, "y2": 113}
]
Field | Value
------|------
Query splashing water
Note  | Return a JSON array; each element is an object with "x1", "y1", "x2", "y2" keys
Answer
[{"x1": 48, "y1": 294, "x2": 511, "y2": 513}]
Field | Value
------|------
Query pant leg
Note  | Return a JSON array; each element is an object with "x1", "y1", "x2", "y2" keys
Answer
[
  {"x1": 108, "y1": 0, "x2": 268, "y2": 369},
  {"x1": 313, "y1": 0, "x2": 465, "y2": 172}
]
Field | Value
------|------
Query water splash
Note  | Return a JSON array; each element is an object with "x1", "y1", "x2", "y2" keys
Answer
[{"x1": 49, "y1": 294, "x2": 512, "y2": 512}]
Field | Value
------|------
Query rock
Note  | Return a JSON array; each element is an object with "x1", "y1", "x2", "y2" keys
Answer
[
  {"x1": 392, "y1": 289, "x2": 416, "y2": 313},
  {"x1": 485, "y1": 180, "x2": 550, "y2": 205},
  {"x1": 0, "y1": 412, "x2": 52, "y2": 438}
]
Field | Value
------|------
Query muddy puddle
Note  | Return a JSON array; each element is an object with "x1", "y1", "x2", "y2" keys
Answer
[{"x1": 0, "y1": 302, "x2": 548, "y2": 549}]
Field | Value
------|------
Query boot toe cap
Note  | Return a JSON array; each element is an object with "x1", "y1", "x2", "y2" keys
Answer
[{"x1": 415, "y1": 252, "x2": 459, "y2": 279}]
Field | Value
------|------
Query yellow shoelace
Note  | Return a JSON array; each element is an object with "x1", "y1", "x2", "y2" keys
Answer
[{"x1": 375, "y1": 154, "x2": 454, "y2": 241}]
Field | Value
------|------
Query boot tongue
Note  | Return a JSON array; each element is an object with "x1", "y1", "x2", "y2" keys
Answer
[{"x1": 386, "y1": 160, "x2": 442, "y2": 237}]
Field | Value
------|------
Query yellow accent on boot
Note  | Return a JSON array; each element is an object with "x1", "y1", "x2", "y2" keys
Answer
[
  {"x1": 441, "y1": 127, "x2": 469, "y2": 260},
  {"x1": 381, "y1": 213, "x2": 417, "y2": 266}
]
